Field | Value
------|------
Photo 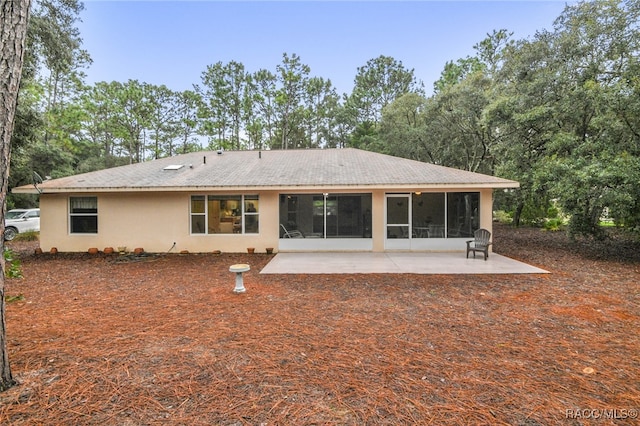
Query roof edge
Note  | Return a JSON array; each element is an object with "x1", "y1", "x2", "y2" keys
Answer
[{"x1": 13, "y1": 181, "x2": 519, "y2": 194}]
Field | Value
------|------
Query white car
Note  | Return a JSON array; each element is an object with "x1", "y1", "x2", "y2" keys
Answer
[{"x1": 4, "y1": 208, "x2": 40, "y2": 241}]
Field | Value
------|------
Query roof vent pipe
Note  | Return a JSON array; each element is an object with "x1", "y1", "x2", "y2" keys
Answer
[
  {"x1": 259, "y1": 151, "x2": 262, "y2": 159},
  {"x1": 217, "y1": 148, "x2": 223, "y2": 155},
  {"x1": 203, "y1": 156, "x2": 206, "y2": 164}
]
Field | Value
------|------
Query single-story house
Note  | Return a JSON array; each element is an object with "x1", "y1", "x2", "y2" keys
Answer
[{"x1": 12, "y1": 148, "x2": 519, "y2": 253}]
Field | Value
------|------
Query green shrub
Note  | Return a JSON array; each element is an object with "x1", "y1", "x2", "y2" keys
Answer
[
  {"x1": 547, "y1": 206, "x2": 560, "y2": 219},
  {"x1": 599, "y1": 219, "x2": 616, "y2": 227},
  {"x1": 520, "y1": 202, "x2": 547, "y2": 227},
  {"x1": 4, "y1": 248, "x2": 23, "y2": 279},
  {"x1": 493, "y1": 210, "x2": 513, "y2": 224},
  {"x1": 544, "y1": 218, "x2": 565, "y2": 232},
  {"x1": 5, "y1": 294, "x2": 24, "y2": 303},
  {"x1": 14, "y1": 230, "x2": 39, "y2": 241}
]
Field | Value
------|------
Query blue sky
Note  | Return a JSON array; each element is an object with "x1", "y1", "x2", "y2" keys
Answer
[{"x1": 77, "y1": 1, "x2": 572, "y2": 96}]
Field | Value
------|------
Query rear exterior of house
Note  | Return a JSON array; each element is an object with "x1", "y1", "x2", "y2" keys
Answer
[{"x1": 12, "y1": 149, "x2": 519, "y2": 253}]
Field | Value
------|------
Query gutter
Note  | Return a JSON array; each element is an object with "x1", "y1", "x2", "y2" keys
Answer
[{"x1": 12, "y1": 181, "x2": 520, "y2": 195}]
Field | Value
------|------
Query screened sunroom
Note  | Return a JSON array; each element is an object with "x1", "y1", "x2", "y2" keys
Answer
[{"x1": 279, "y1": 191, "x2": 483, "y2": 251}]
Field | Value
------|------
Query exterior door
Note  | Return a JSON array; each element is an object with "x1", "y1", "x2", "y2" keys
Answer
[{"x1": 385, "y1": 194, "x2": 411, "y2": 249}]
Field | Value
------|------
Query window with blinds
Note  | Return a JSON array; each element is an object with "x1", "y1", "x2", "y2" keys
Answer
[{"x1": 69, "y1": 196, "x2": 98, "y2": 234}]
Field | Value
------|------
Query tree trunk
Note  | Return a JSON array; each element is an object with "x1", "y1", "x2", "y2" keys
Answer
[
  {"x1": 513, "y1": 202, "x2": 524, "y2": 227},
  {"x1": 0, "y1": 0, "x2": 32, "y2": 392}
]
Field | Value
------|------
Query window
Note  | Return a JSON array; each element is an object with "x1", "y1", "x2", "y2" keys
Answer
[
  {"x1": 70, "y1": 196, "x2": 98, "y2": 234},
  {"x1": 190, "y1": 196, "x2": 206, "y2": 233},
  {"x1": 190, "y1": 195, "x2": 259, "y2": 234},
  {"x1": 244, "y1": 195, "x2": 259, "y2": 234}
]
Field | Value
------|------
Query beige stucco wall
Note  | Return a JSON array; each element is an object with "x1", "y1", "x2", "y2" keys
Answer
[
  {"x1": 39, "y1": 191, "x2": 282, "y2": 253},
  {"x1": 479, "y1": 188, "x2": 494, "y2": 234},
  {"x1": 481, "y1": 188, "x2": 494, "y2": 252},
  {"x1": 38, "y1": 188, "x2": 495, "y2": 253},
  {"x1": 371, "y1": 190, "x2": 386, "y2": 252}
]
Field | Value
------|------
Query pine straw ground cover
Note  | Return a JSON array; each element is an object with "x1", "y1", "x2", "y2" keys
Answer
[{"x1": 1, "y1": 225, "x2": 639, "y2": 425}]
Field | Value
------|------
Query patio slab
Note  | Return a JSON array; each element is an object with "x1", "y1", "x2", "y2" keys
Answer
[{"x1": 260, "y1": 252, "x2": 549, "y2": 274}]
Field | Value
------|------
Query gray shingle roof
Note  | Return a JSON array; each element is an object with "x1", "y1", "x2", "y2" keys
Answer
[{"x1": 14, "y1": 148, "x2": 518, "y2": 193}]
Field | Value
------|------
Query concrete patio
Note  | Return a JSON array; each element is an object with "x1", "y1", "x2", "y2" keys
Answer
[{"x1": 260, "y1": 252, "x2": 548, "y2": 274}]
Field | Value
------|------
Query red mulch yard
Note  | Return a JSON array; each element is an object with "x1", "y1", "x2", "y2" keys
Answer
[{"x1": 1, "y1": 225, "x2": 639, "y2": 425}]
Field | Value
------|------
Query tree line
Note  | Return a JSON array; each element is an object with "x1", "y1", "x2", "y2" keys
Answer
[{"x1": 10, "y1": 0, "x2": 640, "y2": 238}]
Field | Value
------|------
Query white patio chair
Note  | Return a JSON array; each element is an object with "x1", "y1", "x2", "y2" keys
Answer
[{"x1": 280, "y1": 224, "x2": 304, "y2": 238}]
